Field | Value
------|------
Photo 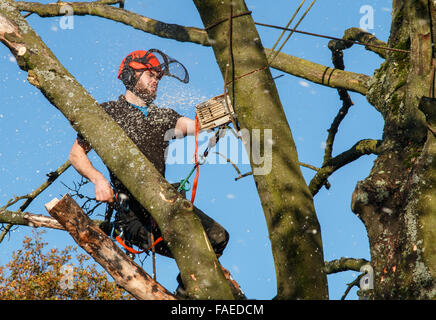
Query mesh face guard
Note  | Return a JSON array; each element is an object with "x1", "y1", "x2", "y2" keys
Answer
[
  {"x1": 147, "y1": 49, "x2": 189, "y2": 84},
  {"x1": 118, "y1": 49, "x2": 189, "y2": 91}
]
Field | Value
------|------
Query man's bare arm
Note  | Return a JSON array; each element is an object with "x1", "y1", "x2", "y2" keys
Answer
[
  {"x1": 175, "y1": 116, "x2": 196, "y2": 136},
  {"x1": 68, "y1": 139, "x2": 114, "y2": 203}
]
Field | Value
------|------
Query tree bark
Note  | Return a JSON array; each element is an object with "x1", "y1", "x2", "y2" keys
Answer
[
  {"x1": 45, "y1": 195, "x2": 175, "y2": 300},
  {"x1": 194, "y1": 0, "x2": 329, "y2": 299},
  {"x1": 351, "y1": 0, "x2": 436, "y2": 299},
  {"x1": 0, "y1": 0, "x2": 234, "y2": 300}
]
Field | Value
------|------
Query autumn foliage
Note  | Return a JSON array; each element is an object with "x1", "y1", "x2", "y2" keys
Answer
[{"x1": 0, "y1": 230, "x2": 133, "y2": 300}]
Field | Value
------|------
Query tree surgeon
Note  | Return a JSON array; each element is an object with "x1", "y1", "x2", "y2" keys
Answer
[{"x1": 68, "y1": 49, "x2": 229, "y2": 295}]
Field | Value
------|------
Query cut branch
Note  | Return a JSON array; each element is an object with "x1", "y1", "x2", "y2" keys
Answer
[
  {"x1": 0, "y1": 209, "x2": 64, "y2": 230},
  {"x1": 309, "y1": 139, "x2": 382, "y2": 196},
  {"x1": 342, "y1": 27, "x2": 388, "y2": 59},
  {"x1": 0, "y1": 207, "x2": 105, "y2": 230},
  {"x1": 45, "y1": 194, "x2": 175, "y2": 300}
]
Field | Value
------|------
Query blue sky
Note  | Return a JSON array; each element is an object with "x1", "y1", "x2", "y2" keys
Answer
[{"x1": 0, "y1": 0, "x2": 391, "y2": 299}]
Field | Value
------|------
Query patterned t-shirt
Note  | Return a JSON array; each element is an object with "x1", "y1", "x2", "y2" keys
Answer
[{"x1": 78, "y1": 95, "x2": 182, "y2": 192}]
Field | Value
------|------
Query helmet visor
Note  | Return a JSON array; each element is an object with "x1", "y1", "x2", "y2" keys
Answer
[{"x1": 147, "y1": 49, "x2": 189, "y2": 84}]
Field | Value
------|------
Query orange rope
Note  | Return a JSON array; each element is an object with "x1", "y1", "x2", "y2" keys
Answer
[
  {"x1": 190, "y1": 116, "x2": 200, "y2": 203},
  {"x1": 116, "y1": 235, "x2": 163, "y2": 255}
]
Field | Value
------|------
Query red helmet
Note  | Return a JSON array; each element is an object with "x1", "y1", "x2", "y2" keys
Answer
[
  {"x1": 118, "y1": 49, "x2": 189, "y2": 90},
  {"x1": 118, "y1": 50, "x2": 163, "y2": 80}
]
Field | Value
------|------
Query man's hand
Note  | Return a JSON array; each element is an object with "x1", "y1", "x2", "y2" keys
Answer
[
  {"x1": 94, "y1": 176, "x2": 114, "y2": 203},
  {"x1": 69, "y1": 139, "x2": 114, "y2": 203}
]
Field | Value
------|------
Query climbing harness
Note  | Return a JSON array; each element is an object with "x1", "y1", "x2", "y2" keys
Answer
[{"x1": 100, "y1": 191, "x2": 163, "y2": 257}]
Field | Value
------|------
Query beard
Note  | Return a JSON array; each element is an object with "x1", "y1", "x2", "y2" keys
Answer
[{"x1": 133, "y1": 87, "x2": 156, "y2": 104}]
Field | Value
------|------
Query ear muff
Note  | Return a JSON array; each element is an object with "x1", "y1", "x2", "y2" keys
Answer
[{"x1": 119, "y1": 55, "x2": 139, "y2": 91}]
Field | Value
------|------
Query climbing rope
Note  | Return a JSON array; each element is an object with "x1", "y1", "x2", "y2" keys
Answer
[
  {"x1": 267, "y1": 0, "x2": 317, "y2": 65},
  {"x1": 177, "y1": 117, "x2": 226, "y2": 203},
  {"x1": 268, "y1": 0, "x2": 306, "y2": 57}
]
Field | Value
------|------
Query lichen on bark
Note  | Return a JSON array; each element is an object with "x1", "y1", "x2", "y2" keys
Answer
[{"x1": 351, "y1": 0, "x2": 436, "y2": 299}]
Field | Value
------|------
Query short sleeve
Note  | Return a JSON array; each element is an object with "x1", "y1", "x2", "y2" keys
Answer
[
  {"x1": 76, "y1": 133, "x2": 91, "y2": 150},
  {"x1": 164, "y1": 108, "x2": 183, "y2": 130}
]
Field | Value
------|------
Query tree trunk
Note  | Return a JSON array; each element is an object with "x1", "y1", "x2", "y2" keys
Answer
[
  {"x1": 0, "y1": 0, "x2": 234, "y2": 299},
  {"x1": 351, "y1": 0, "x2": 436, "y2": 299},
  {"x1": 194, "y1": 0, "x2": 328, "y2": 299}
]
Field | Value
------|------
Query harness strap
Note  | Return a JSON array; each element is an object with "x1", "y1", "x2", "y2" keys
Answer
[
  {"x1": 116, "y1": 234, "x2": 163, "y2": 255},
  {"x1": 114, "y1": 191, "x2": 163, "y2": 255}
]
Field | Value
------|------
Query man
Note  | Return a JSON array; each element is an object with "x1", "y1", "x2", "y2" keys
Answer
[{"x1": 68, "y1": 49, "x2": 230, "y2": 294}]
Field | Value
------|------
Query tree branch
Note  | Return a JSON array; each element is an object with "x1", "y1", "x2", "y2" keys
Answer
[
  {"x1": 0, "y1": 160, "x2": 71, "y2": 242},
  {"x1": 15, "y1": 1, "x2": 209, "y2": 46},
  {"x1": 95, "y1": 0, "x2": 124, "y2": 7},
  {"x1": 309, "y1": 139, "x2": 382, "y2": 196},
  {"x1": 0, "y1": 207, "x2": 106, "y2": 231},
  {"x1": 341, "y1": 273, "x2": 365, "y2": 300},
  {"x1": 342, "y1": 27, "x2": 388, "y2": 59},
  {"x1": 322, "y1": 40, "x2": 355, "y2": 165},
  {"x1": 15, "y1": 1, "x2": 371, "y2": 95},
  {"x1": 322, "y1": 90, "x2": 353, "y2": 165},
  {"x1": 0, "y1": 209, "x2": 64, "y2": 230},
  {"x1": 324, "y1": 257, "x2": 369, "y2": 274},
  {"x1": 194, "y1": 0, "x2": 329, "y2": 300},
  {"x1": 265, "y1": 48, "x2": 371, "y2": 95}
]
